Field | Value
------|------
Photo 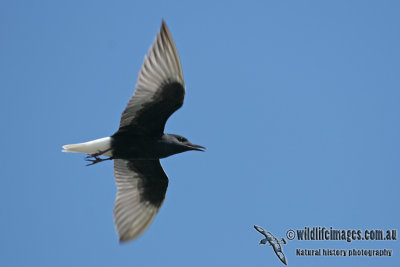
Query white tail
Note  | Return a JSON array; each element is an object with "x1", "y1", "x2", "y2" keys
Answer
[{"x1": 62, "y1": 137, "x2": 112, "y2": 156}]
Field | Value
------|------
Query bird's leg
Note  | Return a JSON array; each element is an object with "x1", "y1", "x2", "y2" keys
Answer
[
  {"x1": 85, "y1": 148, "x2": 113, "y2": 166},
  {"x1": 86, "y1": 148, "x2": 112, "y2": 158},
  {"x1": 85, "y1": 156, "x2": 113, "y2": 166}
]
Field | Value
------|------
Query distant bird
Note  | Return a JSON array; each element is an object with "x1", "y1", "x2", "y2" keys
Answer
[
  {"x1": 62, "y1": 20, "x2": 205, "y2": 242},
  {"x1": 254, "y1": 225, "x2": 288, "y2": 265}
]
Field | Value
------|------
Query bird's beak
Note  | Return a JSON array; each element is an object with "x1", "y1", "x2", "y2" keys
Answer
[{"x1": 186, "y1": 143, "x2": 206, "y2": 152}]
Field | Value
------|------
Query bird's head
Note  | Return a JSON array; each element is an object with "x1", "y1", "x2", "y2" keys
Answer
[{"x1": 162, "y1": 134, "x2": 205, "y2": 155}]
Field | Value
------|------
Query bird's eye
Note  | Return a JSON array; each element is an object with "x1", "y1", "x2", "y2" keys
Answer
[{"x1": 177, "y1": 137, "x2": 185, "y2": 142}]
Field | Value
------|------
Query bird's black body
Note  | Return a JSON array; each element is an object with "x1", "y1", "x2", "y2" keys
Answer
[
  {"x1": 63, "y1": 21, "x2": 204, "y2": 242},
  {"x1": 111, "y1": 132, "x2": 196, "y2": 160},
  {"x1": 111, "y1": 131, "x2": 162, "y2": 159}
]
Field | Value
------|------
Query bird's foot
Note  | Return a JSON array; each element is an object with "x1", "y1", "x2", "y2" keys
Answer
[
  {"x1": 85, "y1": 155, "x2": 113, "y2": 166},
  {"x1": 87, "y1": 148, "x2": 112, "y2": 158}
]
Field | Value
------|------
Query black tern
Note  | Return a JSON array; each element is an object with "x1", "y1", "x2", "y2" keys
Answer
[
  {"x1": 254, "y1": 225, "x2": 288, "y2": 265},
  {"x1": 63, "y1": 20, "x2": 205, "y2": 242}
]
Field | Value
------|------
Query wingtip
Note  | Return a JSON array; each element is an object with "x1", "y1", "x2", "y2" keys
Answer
[
  {"x1": 119, "y1": 235, "x2": 131, "y2": 243},
  {"x1": 119, "y1": 234, "x2": 138, "y2": 244},
  {"x1": 119, "y1": 238, "x2": 128, "y2": 244},
  {"x1": 118, "y1": 230, "x2": 141, "y2": 244},
  {"x1": 161, "y1": 19, "x2": 167, "y2": 29}
]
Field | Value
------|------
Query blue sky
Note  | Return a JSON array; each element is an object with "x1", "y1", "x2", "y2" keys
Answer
[{"x1": 1, "y1": 1, "x2": 399, "y2": 266}]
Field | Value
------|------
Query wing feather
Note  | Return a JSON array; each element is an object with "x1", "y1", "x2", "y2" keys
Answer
[
  {"x1": 118, "y1": 20, "x2": 185, "y2": 136},
  {"x1": 113, "y1": 159, "x2": 168, "y2": 242}
]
